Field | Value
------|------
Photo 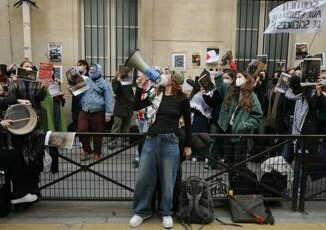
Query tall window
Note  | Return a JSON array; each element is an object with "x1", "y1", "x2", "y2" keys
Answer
[
  {"x1": 236, "y1": 0, "x2": 289, "y2": 75},
  {"x1": 83, "y1": 0, "x2": 138, "y2": 77}
]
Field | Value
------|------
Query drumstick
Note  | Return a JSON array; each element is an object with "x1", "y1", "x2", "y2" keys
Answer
[{"x1": 11, "y1": 117, "x2": 30, "y2": 123}]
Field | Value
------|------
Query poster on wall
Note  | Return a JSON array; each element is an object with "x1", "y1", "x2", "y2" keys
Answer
[
  {"x1": 172, "y1": 53, "x2": 186, "y2": 70},
  {"x1": 206, "y1": 48, "x2": 219, "y2": 64},
  {"x1": 192, "y1": 53, "x2": 201, "y2": 67},
  {"x1": 48, "y1": 42, "x2": 63, "y2": 62},
  {"x1": 53, "y1": 65, "x2": 63, "y2": 83},
  {"x1": 295, "y1": 43, "x2": 308, "y2": 60}
]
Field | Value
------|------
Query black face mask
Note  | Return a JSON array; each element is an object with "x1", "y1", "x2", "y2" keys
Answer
[{"x1": 272, "y1": 77, "x2": 279, "y2": 85}]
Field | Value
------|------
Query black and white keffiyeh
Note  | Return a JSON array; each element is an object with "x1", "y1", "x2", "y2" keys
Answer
[
  {"x1": 285, "y1": 88, "x2": 309, "y2": 135},
  {"x1": 190, "y1": 91, "x2": 213, "y2": 119}
]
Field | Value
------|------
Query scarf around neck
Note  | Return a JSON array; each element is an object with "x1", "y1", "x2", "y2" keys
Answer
[
  {"x1": 285, "y1": 88, "x2": 309, "y2": 135},
  {"x1": 190, "y1": 91, "x2": 212, "y2": 119}
]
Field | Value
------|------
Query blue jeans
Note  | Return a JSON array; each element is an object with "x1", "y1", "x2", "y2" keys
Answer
[
  {"x1": 133, "y1": 133, "x2": 180, "y2": 217},
  {"x1": 136, "y1": 119, "x2": 150, "y2": 133},
  {"x1": 135, "y1": 119, "x2": 150, "y2": 161}
]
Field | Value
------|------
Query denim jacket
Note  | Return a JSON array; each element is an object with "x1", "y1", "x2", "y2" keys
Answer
[{"x1": 80, "y1": 76, "x2": 114, "y2": 116}]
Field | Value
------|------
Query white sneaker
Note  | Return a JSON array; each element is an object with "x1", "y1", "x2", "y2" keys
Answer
[
  {"x1": 11, "y1": 193, "x2": 38, "y2": 204},
  {"x1": 162, "y1": 216, "x2": 173, "y2": 229},
  {"x1": 129, "y1": 214, "x2": 151, "y2": 228}
]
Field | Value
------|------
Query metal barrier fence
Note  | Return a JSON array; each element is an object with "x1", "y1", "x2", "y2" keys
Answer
[{"x1": 2, "y1": 132, "x2": 325, "y2": 212}]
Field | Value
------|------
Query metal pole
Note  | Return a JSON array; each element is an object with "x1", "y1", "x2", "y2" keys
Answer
[
  {"x1": 22, "y1": 1, "x2": 32, "y2": 60},
  {"x1": 236, "y1": 0, "x2": 242, "y2": 70},
  {"x1": 243, "y1": 0, "x2": 249, "y2": 70},
  {"x1": 299, "y1": 142, "x2": 309, "y2": 212},
  {"x1": 292, "y1": 140, "x2": 300, "y2": 211}
]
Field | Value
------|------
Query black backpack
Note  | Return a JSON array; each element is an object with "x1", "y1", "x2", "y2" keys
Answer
[
  {"x1": 177, "y1": 176, "x2": 241, "y2": 228},
  {"x1": 229, "y1": 167, "x2": 259, "y2": 195},
  {"x1": 260, "y1": 170, "x2": 287, "y2": 198},
  {"x1": 0, "y1": 171, "x2": 11, "y2": 218}
]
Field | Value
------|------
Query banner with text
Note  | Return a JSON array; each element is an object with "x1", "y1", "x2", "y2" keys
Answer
[{"x1": 264, "y1": 0, "x2": 326, "y2": 34}]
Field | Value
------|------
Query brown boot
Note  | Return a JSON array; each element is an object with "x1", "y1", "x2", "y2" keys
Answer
[
  {"x1": 93, "y1": 153, "x2": 102, "y2": 161},
  {"x1": 80, "y1": 150, "x2": 91, "y2": 161}
]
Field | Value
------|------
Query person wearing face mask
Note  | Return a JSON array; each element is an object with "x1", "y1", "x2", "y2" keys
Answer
[
  {"x1": 222, "y1": 68, "x2": 236, "y2": 85},
  {"x1": 214, "y1": 71, "x2": 263, "y2": 164},
  {"x1": 77, "y1": 60, "x2": 90, "y2": 76},
  {"x1": 69, "y1": 60, "x2": 91, "y2": 132},
  {"x1": 206, "y1": 68, "x2": 236, "y2": 169},
  {"x1": 129, "y1": 68, "x2": 192, "y2": 229},
  {"x1": 78, "y1": 64, "x2": 114, "y2": 161}
]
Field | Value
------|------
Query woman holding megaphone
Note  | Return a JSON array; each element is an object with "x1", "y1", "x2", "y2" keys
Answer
[{"x1": 129, "y1": 67, "x2": 192, "y2": 229}]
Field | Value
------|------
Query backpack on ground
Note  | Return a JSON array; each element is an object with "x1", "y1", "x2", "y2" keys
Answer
[
  {"x1": 259, "y1": 170, "x2": 287, "y2": 198},
  {"x1": 177, "y1": 176, "x2": 241, "y2": 229}
]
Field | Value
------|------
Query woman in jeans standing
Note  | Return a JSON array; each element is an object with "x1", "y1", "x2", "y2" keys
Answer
[{"x1": 129, "y1": 68, "x2": 192, "y2": 229}]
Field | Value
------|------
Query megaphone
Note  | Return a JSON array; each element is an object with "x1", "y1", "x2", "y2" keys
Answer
[{"x1": 125, "y1": 49, "x2": 167, "y2": 86}]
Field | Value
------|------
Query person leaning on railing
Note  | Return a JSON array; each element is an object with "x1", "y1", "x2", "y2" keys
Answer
[
  {"x1": 129, "y1": 68, "x2": 192, "y2": 229},
  {"x1": 214, "y1": 70, "x2": 263, "y2": 165}
]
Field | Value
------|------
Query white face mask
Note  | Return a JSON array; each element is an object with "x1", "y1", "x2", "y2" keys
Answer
[
  {"x1": 236, "y1": 77, "x2": 247, "y2": 87},
  {"x1": 223, "y1": 79, "x2": 232, "y2": 85},
  {"x1": 77, "y1": 66, "x2": 86, "y2": 74}
]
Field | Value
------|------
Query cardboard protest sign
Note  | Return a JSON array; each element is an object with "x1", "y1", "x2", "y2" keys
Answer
[
  {"x1": 275, "y1": 72, "x2": 292, "y2": 93},
  {"x1": 16, "y1": 67, "x2": 37, "y2": 82},
  {"x1": 66, "y1": 67, "x2": 89, "y2": 96},
  {"x1": 38, "y1": 63, "x2": 53, "y2": 82},
  {"x1": 301, "y1": 58, "x2": 321, "y2": 86}
]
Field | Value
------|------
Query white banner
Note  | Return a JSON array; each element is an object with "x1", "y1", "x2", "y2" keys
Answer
[{"x1": 264, "y1": 0, "x2": 326, "y2": 34}]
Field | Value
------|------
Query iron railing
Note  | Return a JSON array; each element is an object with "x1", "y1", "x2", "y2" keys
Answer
[{"x1": 2, "y1": 132, "x2": 325, "y2": 212}]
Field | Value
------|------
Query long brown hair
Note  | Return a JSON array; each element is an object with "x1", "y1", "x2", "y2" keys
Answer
[
  {"x1": 156, "y1": 79, "x2": 186, "y2": 100},
  {"x1": 20, "y1": 59, "x2": 33, "y2": 67},
  {"x1": 225, "y1": 72, "x2": 254, "y2": 112}
]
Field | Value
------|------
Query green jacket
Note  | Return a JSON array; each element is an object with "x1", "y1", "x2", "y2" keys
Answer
[
  {"x1": 41, "y1": 90, "x2": 67, "y2": 132},
  {"x1": 215, "y1": 73, "x2": 263, "y2": 134}
]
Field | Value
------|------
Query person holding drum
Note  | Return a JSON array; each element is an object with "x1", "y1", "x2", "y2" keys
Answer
[
  {"x1": 0, "y1": 97, "x2": 38, "y2": 205},
  {"x1": 8, "y1": 60, "x2": 48, "y2": 126}
]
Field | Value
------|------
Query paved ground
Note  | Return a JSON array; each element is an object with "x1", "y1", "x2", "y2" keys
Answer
[{"x1": 1, "y1": 201, "x2": 326, "y2": 229}]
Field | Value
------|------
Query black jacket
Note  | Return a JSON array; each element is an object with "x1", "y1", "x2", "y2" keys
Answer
[
  {"x1": 112, "y1": 78, "x2": 134, "y2": 117},
  {"x1": 0, "y1": 94, "x2": 16, "y2": 111}
]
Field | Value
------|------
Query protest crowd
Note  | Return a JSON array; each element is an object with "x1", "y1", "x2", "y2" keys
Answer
[{"x1": 0, "y1": 48, "x2": 325, "y2": 227}]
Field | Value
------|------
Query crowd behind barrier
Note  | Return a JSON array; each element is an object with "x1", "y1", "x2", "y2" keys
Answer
[{"x1": 1, "y1": 54, "x2": 326, "y2": 220}]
